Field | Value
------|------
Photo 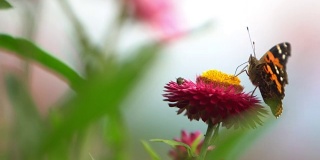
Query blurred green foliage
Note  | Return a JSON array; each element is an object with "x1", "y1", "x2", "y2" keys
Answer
[
  {"x1": 0, "y1": 33, "x2": 160, "y2": 159},
  {"x1": 0, "y1": 0, "x2": 12, "y2": 9},
  {"x1": 0, "y1": 1, "x2": 161, "y2": 159}
]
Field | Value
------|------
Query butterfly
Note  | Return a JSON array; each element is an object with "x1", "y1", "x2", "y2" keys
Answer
[{"x1": 248, "y1": 42, "x2": 291, "y2": 118}]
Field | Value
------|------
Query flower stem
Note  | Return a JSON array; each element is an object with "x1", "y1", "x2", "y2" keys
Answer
[
  {"x1": 198, "y1": 121, "x2": 216, "y2": 160},
  {"x1": 210, "y1": 123, "x2": 220, "y2": 145}
]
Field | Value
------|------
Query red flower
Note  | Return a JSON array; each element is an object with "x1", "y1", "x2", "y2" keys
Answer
[
  {"x1": 163, "y1": 70, "x2": 267, "y2": 129},
  {"x1": 169, "y1": 130, "x2": 207, "y2": 160},
  {"x1": 126, "y1": 0, "x2": 184, "y2": 41}
]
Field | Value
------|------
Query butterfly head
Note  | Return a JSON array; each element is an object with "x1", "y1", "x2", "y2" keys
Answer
[
  {"x1": 248, "y1": 54, "x2": 258, "y2": 65},
  {"x1": 247, "y1": 54, "x2": 260, "y2": 85}
]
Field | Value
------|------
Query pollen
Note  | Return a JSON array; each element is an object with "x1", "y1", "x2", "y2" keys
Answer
[{"x1": 199, "y1": 70, "x2": 243, "y2": 91}]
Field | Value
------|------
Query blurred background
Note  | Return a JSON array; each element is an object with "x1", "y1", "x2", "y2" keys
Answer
[{"x1": 0, "y1": 0, "x2": 320, "y2": 159}]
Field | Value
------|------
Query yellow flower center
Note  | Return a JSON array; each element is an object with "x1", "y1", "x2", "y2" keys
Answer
[{"x1": 199, "y1": 70, "x2": 243, "y2": 91}]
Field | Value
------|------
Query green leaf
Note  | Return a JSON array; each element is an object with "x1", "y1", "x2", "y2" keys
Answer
[
  {"x1": 42, "y1": 43, "x2": 161, "y2": 155},
  {"x1": 141, "y1": 140, "x2": 161, "y2": 160},
  {"x1": 150, "y1": 139, "x2": 195, "y2": 157},
  {"x1": 5, "y1": 74, "x2": 44, "y2": 159},
  {"x1": 0, "y1": 34, "x2": 84, "y2": 89},
  {"x1": 190, "y1": 133, "x2": 203, "y2": 154},
  {"x1": 207, "y1": 119, "x2": 273, "y2": 160},
  {"x1": 0, "y1": 0, "x2": 12, "y2": 9}
]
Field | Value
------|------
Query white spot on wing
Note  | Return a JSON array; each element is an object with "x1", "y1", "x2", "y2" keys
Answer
[
  {"x1": 275, "y1": 66, "x2": 280, "y2": 74},
  {"x1": 280, "y1": 76, "x2": 283, "y2": 81},
  {"x1": 282, "y1": 54, "x2": 286, "y2": 60},
  {"x1": 277, "y1": 45, "x2": 282, "y2": 54}
]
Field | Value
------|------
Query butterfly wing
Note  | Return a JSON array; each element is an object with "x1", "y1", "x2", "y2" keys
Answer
[
  {"x1": 258, "y1": 42, "x2": 291, "y2": 117},
  {"x1": 260, "y1": 43, "x2": 291, "y2": 96},
  {"x1": 258, "y1": 71, "x2": 284, "y2": 117},
  {"x1": 269, "y1": 42, "x2": 291, "y2": 70}
]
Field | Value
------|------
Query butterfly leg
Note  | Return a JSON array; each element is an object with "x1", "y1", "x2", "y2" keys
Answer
[
  {"x1": 234, "y1": 64, "x2": 248, "y2": 77},
  {"x1": 250, "y1": 86, "x2": 258, "y2": 96},
  {"x1": 234, "y1": 60, "x2": 248, "y2": 76}
]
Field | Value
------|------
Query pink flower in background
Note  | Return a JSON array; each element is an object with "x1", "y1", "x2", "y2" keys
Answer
[
  {"x1": 169, "y1": 130, "x2": 204, "y2": 160},
  {"x1": 127, "y1": 0, "x2": 184, "y2": 41}
]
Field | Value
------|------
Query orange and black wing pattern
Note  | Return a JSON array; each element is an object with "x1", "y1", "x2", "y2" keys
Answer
[{"x1": 249, "y1": 42, "x2": 291, "y2": 117}]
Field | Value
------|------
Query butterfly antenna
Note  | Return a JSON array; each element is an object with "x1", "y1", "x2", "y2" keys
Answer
[{"x1": 246, "y1": 27, "x2": 256, "y2": 57}]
